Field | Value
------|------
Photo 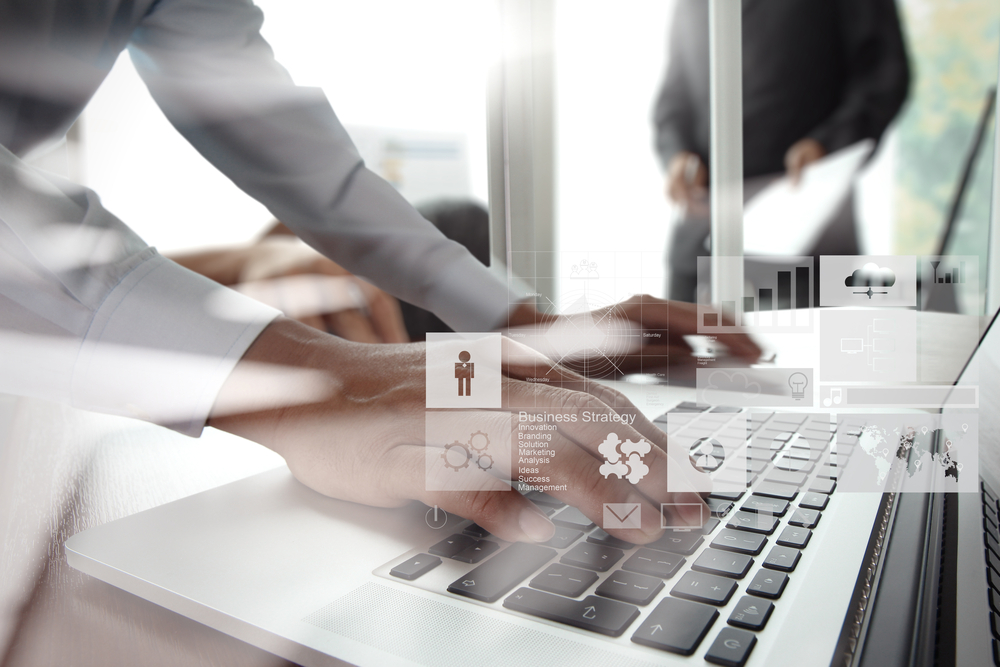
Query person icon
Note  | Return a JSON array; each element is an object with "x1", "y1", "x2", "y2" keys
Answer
[
  {"x1": 455, "y1": 351, "x2": 474, "y2": 396},
  {"x1": 691, "y1": 438, "x2": 723, "y2": 471}
]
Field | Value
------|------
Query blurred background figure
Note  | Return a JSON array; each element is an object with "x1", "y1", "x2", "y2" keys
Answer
[{"x1": 654, "y1": 0, "x2": 910, "y2": 302}]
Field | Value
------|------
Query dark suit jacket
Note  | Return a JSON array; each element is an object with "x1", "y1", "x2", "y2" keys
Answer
[{"x1": 653, "y1": 0, "x2": 910, "y2": 178}]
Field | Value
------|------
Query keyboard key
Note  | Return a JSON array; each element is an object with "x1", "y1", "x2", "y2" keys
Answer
[
  {"x1": 757, "y1": 429, "x2": 795, "y2": 443},
  {"x1": 429, "y1": 534, "x2": 476, "y2": 558},
  {"x1": 774, "y1": 457, "x2": 815, "y2": 474},
  {"x1": 552, "y1": 507, "x2": 596, "y2": 531},
  {"x1": 561, "y1": 543, "x2": 624, "y2": 572},
  {"x1": 772, "y1": 414, "x2": 808, "y2": 426},
  {"x1": 985, "y1": 519, "x2": 999, "y2": 544},
  {"x1": 991, "y1": 588, "x2": 1000, "y2": 614},
  {"x1": 741, "y1": 495, "x2": 789, "y2": 517},
  {"x1": 623, "y1": 548, "x2": 685, "y2": 579},
  {"x1": 542, "y1": 526, "x2": 584, "y2": 549},
  {"x1": 705, "y1": 627, "x2": 757, "y2": 666},
  {"x1": 747, "y1": 569, "x2": 788, "y2": 598},
  {"x1": 989, "y1": 568, "x2": 1000, "y2": 591},
  {"x1": 390, "y1": 554, "x2": 441, "y2": 580},
  {"x1": 991, "y1": 611, "x2": 1000, "y2": 639},
  {"x1": 784, "y1": 447, "x2": 822, "y2": 461},
  {"x1": 776, "y1": 526, "x2": 812, "y2": 549},
  {"x1": 710, "y1": 406, "x2": 744, "y2": 413},
  {"x1": 692, "y1": 549, "x2": 754, "y2": 579},
  {"x1": 763, "y1": 546, "x2": 802, "y2": 572},
  {"x1": 526, "y1": 490, "x2": 565, "y2": 508},
  {"x1": 701, "y1": 518, "x2": 721, "y2": 535},
  {"x1": 822, "y1": 453, "x2": 852, "y2": 468},
  {"x1": 746, "y1": 447, "x2": 777, "y2": 462},
  {"x1": 987, "y1": 548, "x2": 1000, "y2": 576},
  {"x1": 504, "y1": 588, "x2": 639, "y2": 637},
  {"x1": 727, "y1": 596, "x2": 774, "y2": 631},
  {"x1": 809, "y1": 478, "x2": 837, "y2": 494},
  {"x1": 788, "y1": 508, "x2": 822, "y2": 529},
  {"x1": 707, "y1": 498, "x2": 735, "y2": 517},
  {"x1": 753, "y1": 482, "x2": 798, "y2": 501},
  {"x1": 631, "y1": 597, "x2": 718, "y2": 655},
  {"x1": 647, "y1": 531, "x2": 705, "y2": 555},
  {"x1": 462, "y1": 523, "x2": 490, "y2": 538},
  {"x1": 448, "y1": 542, "x2": 557, "y2": 603},
  {"x1": 674, "y1": 401, "x2": 712, "y2": 412},
  {"x1": 764, "y1": 469, "x2": 808, "y2": 487},
  {"x1": 727, "y1": 511, "x2": 779, "y2": 535},
  {"x1": 985, "y1": 502, "x2": 999, "y2": 528},
  {"x1": 587, "y1": 528, "x2": 634, "y2": 550},
  {"x1": 798, "y1": 492, "x2": 829, "y2": 510},
  {"x1": 453, "y1": 540, "x2": 500, "y2": 563},
  {"x1": 596, "y1": 570, "x2": 664, "y2": 606},
  {"x1": 530, "y1": 563, "x2": 598, "y2": 597},
  {"x1": 836, "y1": 432, "x2": 860, "y2": 445},
  {"x1": 671, "y1": 571, "x2": 737, "y2": 605},
  {"x1": 816, "y1": 465, "x2": 842, "y2": 479},
  {"x1": 747, "y1": 459, "x2": 769, "y2": 474},
  {"x1": 709, "y1": 490, "x2": 746, "y2": 501},
  {"x1": 711, "y1": 529, "x2": 767, "y2": 555},
  {"x1": 988, "y1": 532, "x2": 1000, "y2": 558},
  {"x1": 983, "y1": 480, "x2": 998, "y2": 504}
]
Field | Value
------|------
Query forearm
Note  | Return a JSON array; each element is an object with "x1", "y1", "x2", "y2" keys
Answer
[{"x1": 169, "y1": 246, "x2": 254, "y2": 286}]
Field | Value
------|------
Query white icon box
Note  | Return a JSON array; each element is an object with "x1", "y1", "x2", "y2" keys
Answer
[
  {"x1": 426, "y1": 332, "x2": 502, "y2": 408},
  {"x1": 666, "y1": 414, "x2": 748, "y2": 494},
  {"x1": 603, "y1": 503, "x2": 642, "y2": 530},
  {"x1": 424, "y1": 411, "x2": 512, "y2": 492},
  {"x1": 660, "y1": 502, "x2": 706, "y2": 530}
]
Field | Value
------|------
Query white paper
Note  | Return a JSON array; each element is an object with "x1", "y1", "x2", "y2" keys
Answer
[{"x1": 743, "y1": 140, "x2": 874, "y2": 255}]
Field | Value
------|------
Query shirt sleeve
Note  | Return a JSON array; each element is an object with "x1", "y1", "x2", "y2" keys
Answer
[
  {"x1": 652, "y1": 2, "x2": 702, "y2": 171},
  {"x1": 0, "y1": 143, "x2": 280, "y2": 436},
  {"x1": 126, "y1": 0, "x2": 519, "y2": 333},
  {"x1": 806, "y1": 0, "x2": 911, "y2": 153}
]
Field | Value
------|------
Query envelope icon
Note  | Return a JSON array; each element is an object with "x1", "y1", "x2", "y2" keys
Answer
[{"x1": 603, "y1": 503, "x2": 642, "y2": 530}]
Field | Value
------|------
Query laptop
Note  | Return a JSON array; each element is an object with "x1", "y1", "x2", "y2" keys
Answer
[{"x1": 64, "y1": 16, "x2": 1000, "y2": 667}]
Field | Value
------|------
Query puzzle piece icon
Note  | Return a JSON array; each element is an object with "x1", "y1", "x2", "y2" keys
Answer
[
  {"x1": 600, "y1": 460, "x2": 629, "y2": 479},
  {"x1": 598, "y1": 433, "x2": 622, "y2": 464},
  {"x1": 625, "y1": 453, "x2": 649, "y2": 484},
  {"x1": 620, "y1": 438, "x2": 651, "y2": 458}
]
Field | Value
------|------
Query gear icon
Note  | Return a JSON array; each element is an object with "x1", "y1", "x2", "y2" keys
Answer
[
  {"x1": 476, "y1": 453, "x2": 494, "y2": 471},
  {"x1": 441, "y1": 441, "x2": 471, "y2": 471},
  {"x1": 468, "y1": 430, "x2": 490, "y2": 453}
]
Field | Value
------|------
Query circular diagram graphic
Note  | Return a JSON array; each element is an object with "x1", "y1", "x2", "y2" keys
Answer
[{"x1": 538, "y1": 285, "x2": 634, "y2": 378}]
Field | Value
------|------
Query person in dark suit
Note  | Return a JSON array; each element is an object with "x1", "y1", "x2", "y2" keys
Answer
[{"x1": 654, "y1": 0, "x2": 911, "y2": 301}]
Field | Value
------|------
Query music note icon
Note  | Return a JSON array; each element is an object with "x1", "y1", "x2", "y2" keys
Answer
[{"x1": 823, "y1": 387, "x2": 842, "y2": 407}]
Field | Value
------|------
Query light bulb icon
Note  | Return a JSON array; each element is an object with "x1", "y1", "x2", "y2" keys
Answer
[{"x1": 788, "y1": 372, "x2": 808, "y2": 401}]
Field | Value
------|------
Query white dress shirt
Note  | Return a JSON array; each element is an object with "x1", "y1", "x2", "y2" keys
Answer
[{"x1": 0, "y1": 0, "x2": 516, "y2": 436}]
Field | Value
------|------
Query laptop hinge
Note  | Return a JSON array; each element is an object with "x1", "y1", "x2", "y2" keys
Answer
[{"x1": 829, "y1": 491, "x2": 900, "y2": 667}]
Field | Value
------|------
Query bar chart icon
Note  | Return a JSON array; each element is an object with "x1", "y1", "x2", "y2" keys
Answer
[
  {"x1": 929, "y1": 260, "x2": 965, "y2": 284},
  {"x1": 698, "y1": 257, "x2": 814, "y2": 333}
]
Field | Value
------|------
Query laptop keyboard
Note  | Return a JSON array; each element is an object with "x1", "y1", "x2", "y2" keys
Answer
[
  {"x1": 381, "y1": 403, "x2": 862, "y2": 665},
  {"x1": 980, "y1": 480, "x2": 1000, "y2": 665}
]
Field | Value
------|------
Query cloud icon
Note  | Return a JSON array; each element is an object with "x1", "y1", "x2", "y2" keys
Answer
[
  {"x1": 845, "y1": 263, "x2": 896, "y2": 287},
  {"x1": 705, "y1": 371, "x2": 761, "y2": 398}
]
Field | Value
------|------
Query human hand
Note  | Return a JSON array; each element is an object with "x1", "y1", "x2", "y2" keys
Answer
[
  {"x1": 784, "y1": 138, "x2": 826, "y2": 185},
  {"x1": 507, "y1": 296, "x2": 762, "y2": 375},
  {"x1": 236, "y1": 236, "x2": 410, "y2": 344},
  {"x1": 207, "y1": 318, "x2": 708, "y2": 545},
  {"x1": 665, "y1": 151, "x2": 708, "y2": 214}
]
